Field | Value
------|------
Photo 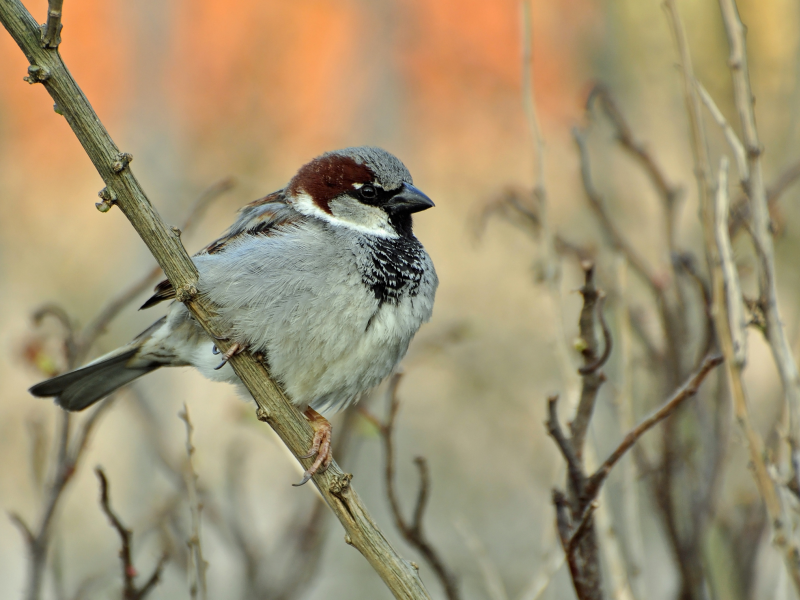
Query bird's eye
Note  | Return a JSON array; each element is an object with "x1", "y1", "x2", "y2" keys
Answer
[{"x1": 359, "y1": 184, "x2": 377, "y2": 200}]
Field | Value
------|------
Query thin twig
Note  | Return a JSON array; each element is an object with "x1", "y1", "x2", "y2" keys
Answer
[
  {"x1": 612, "y1": 257, "x2": 645, "y2": 600},
  {"x1": 730, "y1": 159, "x2": 800, "y2": 238},
  {"x1": 178, "y1": 405, "x2": 207, "y2": 600},
  {"x1": 583, "y1": 355, "x2": 723, "y2": 500},
  {"x1": 10, "y1": 176, "x2": 229, "y2": 600},
  {"x1": 454, "y1": 519, "x2": 509, "y2": 600},
  {"x1": 96, "y1": 468, "x2": 168, "y2": 600},
  {"x1": 520, "y1": 0, "x2": 582, "y2": 419},
  {"x1": 714, "y1": 157, "x2": 747, "y2": 365},
  {"x1": 587, "y1": 84, "x2": 682, "y2": 249},
  {"x1": 695, "y1": 78, "x2": 749, "y2": 180},
  {"x1": 661, "y1": 7, "x2": 730, "y2": 596},
  {"x1": 577, "y1": 295, "x2": 612, "y2": 376},
  {"x1": 378, "y1": 374, "x2": 460, "y2": 600},
  {"x1": 222, "y1": 405, "x2": 359, "y2": 600},
  {"x1": 569, "y1": 263, "x2": 608, "y2": 459},
  {"x1": 551, "y1": 489, "x2": 599, "y2": 600},
  {"x1": 546, "y1": 395, "x2": 585, "y2": 498},
  {"x1": 547, "y1": 262, "x2": 605, "y2": 600},
  {"x1": 572, "y1": 127, "x2": 661, "y2": 294}
]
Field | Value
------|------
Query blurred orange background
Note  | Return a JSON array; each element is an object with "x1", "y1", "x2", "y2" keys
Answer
[{"x1": 1, "y1": 1, "x2": 800, "y2": 599}]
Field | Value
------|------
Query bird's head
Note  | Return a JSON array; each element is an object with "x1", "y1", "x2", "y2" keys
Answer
[{"x1": 286, "y1": 146, "x2": 434, "y2": 238}]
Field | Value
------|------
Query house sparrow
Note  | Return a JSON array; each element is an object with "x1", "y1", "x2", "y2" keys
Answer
[{"x1": 30, "y1": 146, "x2": 438, "y2": 484}]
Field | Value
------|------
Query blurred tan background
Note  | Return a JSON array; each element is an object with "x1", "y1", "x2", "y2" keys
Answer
[{"x1": 1, "y1": 0, "x2": 800, "y2": 599}]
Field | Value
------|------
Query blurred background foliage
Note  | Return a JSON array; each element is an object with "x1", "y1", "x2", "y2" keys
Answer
[{"x1": 1, "y1": 0, "x2": 800, "y2": 599}]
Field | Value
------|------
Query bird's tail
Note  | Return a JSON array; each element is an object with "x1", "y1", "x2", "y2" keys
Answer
[{"x1": 29, "y1": 318, "x2": 166, "y2": 411}]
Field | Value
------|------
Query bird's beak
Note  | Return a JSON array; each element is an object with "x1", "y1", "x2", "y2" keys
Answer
[{"x1": 386, "y1": 183, "x2": 435, "y2": 214}]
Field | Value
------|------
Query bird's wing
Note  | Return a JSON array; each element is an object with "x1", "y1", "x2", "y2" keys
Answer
[{"x1": 140, "y1": 190, "x2": 301, "y2": 309}]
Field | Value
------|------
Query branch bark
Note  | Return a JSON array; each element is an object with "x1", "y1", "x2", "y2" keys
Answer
[{"x1": 0, "y1": 2, "x2": 431, "y2": 598}]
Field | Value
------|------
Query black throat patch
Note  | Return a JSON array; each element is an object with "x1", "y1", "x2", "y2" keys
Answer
[{"x1": 356, "y1": 234, "x2": 426, "y2": 305}]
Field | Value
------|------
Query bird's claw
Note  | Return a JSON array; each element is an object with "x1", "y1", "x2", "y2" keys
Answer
[
  {"x1": 213, "y1": 342, "x2": 245, "y2": 370},
  {"x1": 293, "y1": 408, "x2": 333, "y2": 486}
]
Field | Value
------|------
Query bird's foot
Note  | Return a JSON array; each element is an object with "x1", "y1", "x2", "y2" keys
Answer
[
  {"x1": 293, "y1": 407, "x2": 333, "y2": 487},
  {"x1": 213, "y1": 342, "x2": 246, "y2": 370}
]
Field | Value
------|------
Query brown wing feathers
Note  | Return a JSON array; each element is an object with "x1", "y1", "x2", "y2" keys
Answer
[{"x1": 140, "y1": 191, "x2": 296, "y2": 310}]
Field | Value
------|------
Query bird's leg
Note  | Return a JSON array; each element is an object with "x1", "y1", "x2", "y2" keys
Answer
[
  {"x1": 293, "y1": 407, "x2": 333, "y2": 487},
  {"x1": 213, "y1": 341, "x2": 246, "y2": 370}
]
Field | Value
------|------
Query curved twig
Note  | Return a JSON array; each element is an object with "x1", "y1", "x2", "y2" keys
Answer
[
  {"x1": 378, "y1": 374, "x2": 460, "y2": 600},
  {"x1": 96, "y1": 468, "x2": 169, "y2": 600}
]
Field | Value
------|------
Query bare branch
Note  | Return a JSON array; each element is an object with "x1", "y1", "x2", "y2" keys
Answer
[
  {"x1": 695, "y1": 79, "x2": 749, "y2": 180},
  {"x1": 577, "y1": 295, "x2": 612, "y2": 376},
  {"x1": 378, "y1": 374, "x2": 460, "y2": 600},
  {"x1": 550, "y1": 490, "x2": 600, "y2": 600},
  {"x1": 547, "y1": 263, "x2": 606, "y2": 600},
  {"x1": 569, "y1": 264, "x2": 609, "y2": 459},
  {"x1": 411, "y1": 457, "x2": 431, "y2": 533},
  {"x1": 178, "y1": 405, "x2": 207, "y2": 600},
  {"x1": 32, "y1": 303, "x2": 77, "y2": 364},
  {"x1": 572, "y1": 127, "x2": 661, "y2": 293},
  {"x1": 730, "y1": 159, "x2": 800, "y2": 238},
  {"x1": 8, "y1": 512, "x2": 35, "y2": 546},
  {"x1": 714, "y1": 157, "x2": 747, "y2": 365},
  {"x1": 587, "y1": 84, "x2": 682, "y2": 236},
  {"x1": 95, "y1": 468, "x2": 168, "y2": 600},
  {"x1": 662, "y1": 0, "x2": 713, "y2": 193},
  {"x1": 718, "y1": 0, "x2": 800, "y2": 504},
  {"x1": 545, "y1": 395, "x2": 584, "y2": 498},
  {"x1": 584, "y1": 354, "x2": 723, "y2": 500},
  {"x1": 521, "y1": 0, "x2": 546, "y2": 208},
  {"x1": 14, "y1": 398, "x2": 113, "y2": 600}
]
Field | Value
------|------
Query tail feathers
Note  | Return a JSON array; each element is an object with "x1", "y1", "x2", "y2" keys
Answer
[{"x1": 29, "y1": 348, "x2": 159, "y2": 411}]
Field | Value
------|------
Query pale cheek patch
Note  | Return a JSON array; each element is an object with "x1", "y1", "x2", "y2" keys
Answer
[{"x1": 292, "y1": 191, "x2": 398, "y2": 238}]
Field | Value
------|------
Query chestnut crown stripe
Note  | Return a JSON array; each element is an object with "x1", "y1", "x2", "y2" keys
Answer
[{"x1": 287, "y1": 155, "x2": 375, "y2": 215}]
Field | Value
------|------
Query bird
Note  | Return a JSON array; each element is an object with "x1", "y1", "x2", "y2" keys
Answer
[{"x1": 29, "y1": 146, "x2": 438, "y2": 485}]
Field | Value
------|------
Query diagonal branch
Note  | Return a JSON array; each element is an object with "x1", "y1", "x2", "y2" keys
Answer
[
  {"x1": 587, "y1": 84, "x2": 682, "y2": 251},
  {"x1": 0, "y1": 2, "x2": 430, "y2": 598},
  {"x1": 572, "y1": 127, "x2": 662, "y2": 295},
  {"x1": 583, "y1": 354, "x2": 723, "y2": 501},
  {"x1": 729, "y1": 159, "x2": 800, "y2": 238}
]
